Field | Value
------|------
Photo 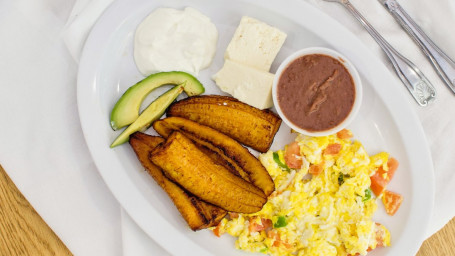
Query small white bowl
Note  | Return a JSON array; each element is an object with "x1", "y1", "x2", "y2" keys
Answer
[{"x1": 272, "y1": 47, "x2": 362, "y2": 137}]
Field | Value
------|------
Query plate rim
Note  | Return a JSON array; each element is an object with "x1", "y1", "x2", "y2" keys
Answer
[{"x1": 77, "y1": 0, "x2": 435, "y2": 255}]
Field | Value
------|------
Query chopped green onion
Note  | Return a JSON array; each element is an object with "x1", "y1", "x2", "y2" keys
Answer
[
  {"x1": 338, "y1": 173, "x2": 344, "y2": 185},
  {"x1": 259, "y1": 247, "x2": 268, "y2": 253},
  {"x1": 273, "y1": 216, "x2": 288, "y2": 228},
  {"x1": 338, "y1": 174, "x2": 350, "y2": 186},
  {"x1": 363, "y1": 188, "x2": 372, "y2": 202},
  {"x1": 273, "y1": 152, "x2": 290, "y2": 172}
]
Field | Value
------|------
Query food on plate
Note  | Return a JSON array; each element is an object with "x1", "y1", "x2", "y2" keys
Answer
[
  {"x1": 368, "y1": 157, "x2": 403, "y2": 215},
  {"x1": 167, "y1": 95, "x2": 282, "y2": 152},
  {"x1": 134, "y1": 7, "x2": 217, "y2": 76},
  {"x1": 224, "y1": 16, "x2": 286, "y2": 71},
  {"x1": 368, "y1": 155, "x2": 404, "y2": 217},
  {"x1": 282, "y1": 141, "x2": 301, "y2": 169},
  {"x1": 150, "y1": 131, "x2": 267, "y2": 213},
  {"x1": 276, "y1": 54, "x2": 356, "y2": 132},
  {"x1": 129, "y1": 132, "x2": 226, "y2": 230},
  {"x1": 369, "y1": 157, "x2": 398, "y2": 196},
  {"x1": 213, "y1": 130, "x2": 397, "y2": 256},
  {"x1": 382, "y1": 190, "x2": 403, "y2": 216},
  {"x1": 110, "y1": 84, "x2": 184, "y2": 148},
  {"x1": 153, "y1": 118, "x2": 253, "y2": 182},
  {"x1": 153, "y1": 117, "x2": 275, "y2": 196},
  {"x1": 213, "y1": 60, "x2": 275, "y2": 109},
  {"x1": 196, "y1": 144, "x2": 251, "y2": 183},
  {"x1": 110, "y1": 71, "x2": 204, "y2": 130},
  {"x1": 153, "y1": 119, "x2": 252, "y2": 182},
  {"x1": 108, "y1": 6, "x2": 405, "y2": 251},
  {"x1": 213, "y1": 16, "x2": 287, "y2": 109}
]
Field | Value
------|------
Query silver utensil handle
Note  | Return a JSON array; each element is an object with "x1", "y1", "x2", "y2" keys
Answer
[
  {"x1": 342, "y1": 0, "x2": 436, "y2": 106},
  {"x1": 383, "y1": 0, "x2": 455, "y2": 94}
]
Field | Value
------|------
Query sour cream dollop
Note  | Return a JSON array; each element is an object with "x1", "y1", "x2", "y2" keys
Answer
[{"x1": 134, "y1": 7, "x2": 218, "y2": 76}]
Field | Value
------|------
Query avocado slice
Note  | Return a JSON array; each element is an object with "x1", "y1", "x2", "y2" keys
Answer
[
  {"x1": 110, "y1": 71, "x2": 205, "y2": 130},
  {"x1": 110, "y1": 84, "x2": 185, "y2": 148}
]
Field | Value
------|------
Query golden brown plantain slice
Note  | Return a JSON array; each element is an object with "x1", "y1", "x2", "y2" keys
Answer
[
  {"x1": 153, "y1": 117, "x2": 275, "y2": 196},
  {"x1": 153, "y1": 120, "x2": 251, "y2": 183},
  {"x1": 166, "y1": 95, "x2": 282, "y2": 153},
  {"x1": 197, "y1": 145, "x2": 251, "y2": 182},
  {"x1": 150, "y1": 131, "x2": 267, "y2": 213},
  {"x1": 129, "y1": 132, "x2": 226, "y2": 230}
]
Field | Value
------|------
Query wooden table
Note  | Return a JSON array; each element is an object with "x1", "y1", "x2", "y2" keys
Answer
[
  {"x1": 417, "y1": 218, "x2": 455, "y2": 256},
  {"x1": 0, "y1": 165, "x2": 72, "y2": 256},
  {"x1": 0, "y1": 165, "x2": 453, "y2": 256}
]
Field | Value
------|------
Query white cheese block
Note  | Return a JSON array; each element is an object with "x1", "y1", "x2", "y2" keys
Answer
[
  {"x1": 213, "y1": 60, "x2": 275, "y2": 109},
  {"x1": 225, "y1": 16, "x2": 287, "y2": 71}
]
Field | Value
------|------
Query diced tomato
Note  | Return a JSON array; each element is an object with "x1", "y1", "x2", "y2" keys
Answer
[
  {"x1": 213, "y1": 222, "x2": 222, "y2": 237},
  {"x1": 370, "y1": 173, "x2": 388, "y2": 197},
  {"x1": 249, "y1": 217, "x2": 273, "y2": 233},
  {"x1": 337, "y1": 129, "x2": 353, "y2": 139},
  {"x1": 382, "y1": 190, "x2": 403, "y2": 216},
  {"x1": 284, "y1": 142, "x2": 303, "y2": 169},
  {"x1": 370, "y1": 157, "x2": 399, "y2": 196},
  {"x1": 309, "y1": 163, "x2": 323, "y2": 175},
  {"x1": 249, "y1": 219, "x2": 263, "y2": 233},
  {"x1": 261, "y1": 218, "x2": 273, "y2": 230},
  {"x1": 272, "y1": 240, "x2": 281, "y2": 247},
  {"x1": 267, "y1": 229, "x2": 292, "y2": 248},
  {"x1": 386, "y1": 158, "x2": 399, "y2": 180},
  {"x1": 323, "y1": 143, "x2": 342, "y2": 155}
]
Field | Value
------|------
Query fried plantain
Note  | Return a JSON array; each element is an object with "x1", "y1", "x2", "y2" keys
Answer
[
  {"x1": 150, "y1": 131, "x2": 267, "y2": 213},
  {"x1": 153, "y1": 120, "x2": 251, "y2": 183},
  {"x1": 152, "y1": 117, "x2": 275, "y2": 196},
  {"x1": 129, "y1": 132, "x2": 226, "y2": 230},
  {"x1": 166, "y1": 95, "x2": 282, "y2": 153},
  {"x1": 197, "y1": 145, "x2": 251, "y2": 182}
]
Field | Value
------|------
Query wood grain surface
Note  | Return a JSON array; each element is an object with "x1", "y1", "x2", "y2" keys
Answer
[
  {"x1": 0, "y1": 165, "x2": 72, "y2": 256},
  {"x1": 417, "y1": 217, "x2": 455, "y2": 256},
  {"x1": 0, "y1": 164, "x2": 453, "y2": 256}
]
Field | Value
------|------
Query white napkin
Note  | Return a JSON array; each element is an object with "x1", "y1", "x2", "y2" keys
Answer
[
  {"x1": 1, "y1": 0, "x2": 450, "y2": 255},
  {"x1": 63, "y1": 0, "x2": 115, "y2": 62}
]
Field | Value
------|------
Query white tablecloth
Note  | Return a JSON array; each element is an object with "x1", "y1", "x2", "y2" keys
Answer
[{"x1": 1, "y1": 0, "x2": 454, "y2": 255}]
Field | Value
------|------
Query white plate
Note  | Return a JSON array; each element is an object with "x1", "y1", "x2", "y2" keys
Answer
[{"x1": 77, "y1": 0, "x2": 434, "y2": 255}]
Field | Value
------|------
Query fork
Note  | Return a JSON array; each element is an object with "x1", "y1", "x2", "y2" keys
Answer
[{"x1": 322, "y1": 0, "x2": 436, "y2": 106}]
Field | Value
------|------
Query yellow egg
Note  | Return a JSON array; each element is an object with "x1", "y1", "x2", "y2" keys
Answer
[{"x1": 220, "y1": 130, "x2": 390, "y2": 256}]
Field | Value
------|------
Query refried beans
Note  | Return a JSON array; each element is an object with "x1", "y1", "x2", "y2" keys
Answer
[{"x1": 277, "y1": 54, "x2": 355, "y2": 132}]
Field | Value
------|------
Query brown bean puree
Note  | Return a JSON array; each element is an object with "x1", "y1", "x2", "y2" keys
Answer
[{"x1": 277, "y1": 54, "x2": 355, "y2": 132}]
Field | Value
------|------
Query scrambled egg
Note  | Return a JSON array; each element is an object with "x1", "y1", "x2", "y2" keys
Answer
[{"x1": 215, "y1": 131, "x2": 391, "y2": 256}]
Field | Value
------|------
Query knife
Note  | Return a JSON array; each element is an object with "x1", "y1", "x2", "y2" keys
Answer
[{"x1": 380, "y1": 0, "x2": 455, "y2": 94}]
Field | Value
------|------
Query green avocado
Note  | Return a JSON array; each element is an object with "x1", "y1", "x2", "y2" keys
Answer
[
  {"x1": 110, "y1": 84, "x2": 185, "y2": 148},
  {"x1": 110, "y1": 71, "x2": 204, "y2": 130}
]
